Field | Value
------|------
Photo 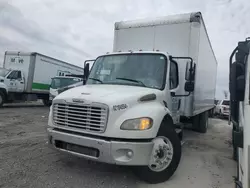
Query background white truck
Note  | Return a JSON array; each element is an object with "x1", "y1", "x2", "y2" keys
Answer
[
  {"x1": 49, "y1": 76, "x2": 83, "y2": 102},
  {"x1": 229, "y1": 38, "x2": 250, "y2": 188},
  {"x1": 47, "y1": 12, "x2": 217, "y2": 183},
  {"x1": 0, "y1": 51, "x2": 83, "y2": 106},
  {"x1": 49, "y1": 59, "x2": 95, "y2": 101}
]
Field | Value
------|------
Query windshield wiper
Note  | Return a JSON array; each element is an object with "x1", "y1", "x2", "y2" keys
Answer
[
  {"x1": 116, "y1": 77, "x2": 146, "y2": 87},
  {"x1": 88, "y1": 77, "x2": 103, "y2": 83}
]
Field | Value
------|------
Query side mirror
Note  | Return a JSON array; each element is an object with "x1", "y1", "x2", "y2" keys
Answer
[
  {"x1": 185, "y1": 61, "x2": 196, "y2": 81},
  {"x1": 185, "y1": 61, "x2": 191, "y2": 80},
  {"x1": 84, "y1": 63, "x2": 90, "y2": 84},
  {"x1": 236, "y1": 75, "x2": 245, "y2": 100},
  {"x1": 230, "y1": 62, "x2": 245, "y2": 101},
  {"x1": 184, "y1": 81, "x2": 194, "y2": 92}
]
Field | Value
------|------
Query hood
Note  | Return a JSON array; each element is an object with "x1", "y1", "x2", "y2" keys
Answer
[{"x1": 54, "y1": 84, "x2": 161, "y2": 106}]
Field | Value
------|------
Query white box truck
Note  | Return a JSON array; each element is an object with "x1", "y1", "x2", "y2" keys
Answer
[
  {"x1": 0, "y1": 51, "x2": 83, "y2": 106},
  {"x1": 49, "y1": 59, "x2": 95, "y2": 101},
  {"x1": 47, "y1": 12, "x2": 217, "y2": 183},
  {"x1": 229, "y1": 38, "x2": 250, "y2": 188},
  {"x1": 49, "y1": 76, "x2": 83, "y2": 102}
]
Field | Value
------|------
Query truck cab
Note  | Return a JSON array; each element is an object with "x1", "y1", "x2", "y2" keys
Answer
[
  {"x1": 49, "y1": 76, "x2": 83, "y2": 101},
  {"x1": 229, "y1": 38, "x2": 250, "y2": 188},
  {"x1": 0, "y1": 68, "x2": 25, "y2": 92},
  {"x1": 47, "y1": 12, "x2": 217, "y2": 184},
  {"x1": 0, "y1": 68, "x2": 26, "y2": 106},
  {"x1": 48, "y1": 51, "x2": 194, "y2": 183}
]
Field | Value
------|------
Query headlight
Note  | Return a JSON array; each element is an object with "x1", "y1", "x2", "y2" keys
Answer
[{"x1": 120, "y1": 117, "x2": 153, "y2": 130}]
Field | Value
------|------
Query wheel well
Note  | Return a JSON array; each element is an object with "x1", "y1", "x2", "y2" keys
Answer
[
  {"x1": 161, "y1": 114, "x2": 174, "y2": 127},
  {"x1": 0, "y1": 88, "x2": 7, "y2": 100}
]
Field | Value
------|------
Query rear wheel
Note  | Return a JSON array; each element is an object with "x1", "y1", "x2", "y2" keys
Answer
[
  {"x1": 133, "y1": 119, "x2": 181, "y2": 184},
  {"x1": 0, "y1": 91, "x2": 5, "y2": 107},
  {"x1": 208, "y1": 108, "x2": 215, "y2": 118},
  {"x1": 192, "y1": 111, "x2": 209, "y2": 133}
]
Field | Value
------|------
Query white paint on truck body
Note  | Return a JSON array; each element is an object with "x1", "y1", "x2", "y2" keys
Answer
[
  {"x1": 4, "y1": 53, "x2": 31, "y2": 92},
  {"x1": 3, "y1": 52, "x2": 83, "y2": 94},
  {"x1": 47, "y1": 12, "x2": 218, "y2": 182},
  {"x1": 238, "y1": 50, "x2": 250, "y2": 188},
  {"x1": 51, "y1": 83, "x2": 167, "y2": 139}
]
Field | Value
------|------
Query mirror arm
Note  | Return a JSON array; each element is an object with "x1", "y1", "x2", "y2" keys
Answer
[
  {"x1": 169, "y1": 56, "x2": 194, "y2": 81},
  {"x1": 84, "y1": 59, "x2": 96, "y2": 67},
  {"x1": 169, "y1": 56, "x2": 193, "y2": 67}
]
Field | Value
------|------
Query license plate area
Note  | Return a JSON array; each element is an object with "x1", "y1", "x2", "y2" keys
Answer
[{"x1": 55, "y1": 140, "x2": 99, "y2": 157}]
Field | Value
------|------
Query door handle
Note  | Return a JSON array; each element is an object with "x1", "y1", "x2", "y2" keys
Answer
[
  {"x1": 178, "y1": 99, "x2": 181, "y2": 110},
  {"x1": 20, "y1": 81, "x2": 24, "y2": 84}
]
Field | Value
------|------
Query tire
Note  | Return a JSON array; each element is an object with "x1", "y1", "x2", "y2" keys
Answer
[
  {"x1": 233, "y1": 146, "x2": 238, "y2": 161},
  {"x1": 42, "y1": 99, "x2": 51, "y2": 107},
  {"x1": 192, "y1": 111, "x2": 209, "y2": 133},
  {"x1": 232, "y1": 127, "x2": 238, "y2": 161},
  {"x1": 219, "y1": 109, "x2": 222, "y2": 118},
  {"x1": 0, "y1": 91, "x2": 5, "y2": 107},
  {"x1": 133, "y1": 119, "x2": 181, "y2": 184},
  {"x1": 208, "y1": 109, "x2": 214, "y2": 118}
]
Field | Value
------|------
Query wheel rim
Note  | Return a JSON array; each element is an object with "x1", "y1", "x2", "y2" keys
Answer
[{"x1": 148, "y1": 136, "x2": 174, "y2": 172}]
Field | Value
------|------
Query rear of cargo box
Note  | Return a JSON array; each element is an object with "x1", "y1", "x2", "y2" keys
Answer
[
  {"x1": 192, "y1": 19, "x2": 217, "y2": 116},
  {"x1": 31, "y1": 54, "x2": 83, "y2": 93}
]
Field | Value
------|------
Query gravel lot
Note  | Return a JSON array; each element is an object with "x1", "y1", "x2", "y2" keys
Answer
[{"x1": 0, "y1": 103, "x2": 236, "y2": 188}]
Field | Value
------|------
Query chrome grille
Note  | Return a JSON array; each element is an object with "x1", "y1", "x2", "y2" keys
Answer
[{"x1": 53, "y1": 103, "x2": 108, "y2": 133}]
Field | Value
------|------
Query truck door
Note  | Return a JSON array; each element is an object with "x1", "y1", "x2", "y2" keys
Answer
[
  {"x1": 169, "y1": 60, "x2": 180, "y2": 122},
  {"x1": 5, "y1": 70, "x2": 18, "y2": 92},
  {"x1": 5, "y1": 70, "x2": 24, "y2": 92},
  {"x1": 15, "y1": 71, "x2": 25, "y2": 92}
]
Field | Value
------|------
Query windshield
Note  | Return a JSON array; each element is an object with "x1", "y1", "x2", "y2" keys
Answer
[
  {"x1": 222, "y1": 100, "x2": 229, "y2": 105},
  {"x1": 51, "y1": 77, "x2": 82, "y2": 89},
  {"x1": 86, "y1": 54, "x2": 167, "y2": 90},
  {"x1": 0, "y1": 69, "x2": 10, "y2": 77}
]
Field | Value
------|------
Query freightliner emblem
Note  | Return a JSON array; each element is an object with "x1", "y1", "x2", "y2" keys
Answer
[{"x1": 72, "y1": 98, "x2": 85, "y2": 103}]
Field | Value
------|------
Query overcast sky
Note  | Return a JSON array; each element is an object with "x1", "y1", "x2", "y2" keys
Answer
[{"x1": 0, "y1": 0, "x2": 249, "y2": 99}]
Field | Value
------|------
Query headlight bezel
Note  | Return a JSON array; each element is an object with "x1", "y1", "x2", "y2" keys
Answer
[{"x1": 120, "y1": 117, "x2": 153, "y2": 131}]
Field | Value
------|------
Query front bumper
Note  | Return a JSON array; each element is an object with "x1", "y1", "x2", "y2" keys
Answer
[
  {"x1": 47, "y1": 128, "x2": 154, "y2": 165},
  {"x1": 221, "y1": 111, "x2": 230, "y2": 116}
]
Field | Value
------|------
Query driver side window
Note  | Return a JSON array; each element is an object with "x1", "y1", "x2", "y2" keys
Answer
[
  {"x1": 7, "y1": 71, "x2": 18, "y2": 79},
  {"x1": 169, "y1": 61, "x2": 179, "y2": 89}
]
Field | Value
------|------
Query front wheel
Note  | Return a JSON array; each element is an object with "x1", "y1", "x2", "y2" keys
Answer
[
  {"x1": 0, "y1": 91, "x2": 5, "y2": 107},
  {"x1": 133, "y1": 120, "x2": 181, "y2": 184}
]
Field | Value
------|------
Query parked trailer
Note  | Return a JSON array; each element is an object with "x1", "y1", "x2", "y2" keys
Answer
[
  {"x1": 47, "y1": 12, "x2": 217, "y2": 183},
  {"x1": 0, "y1": 51, "x2": 83, "y2": 106},
  {"x1": 229, "y1": 38, "x2": 250, "y2": 188}
]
